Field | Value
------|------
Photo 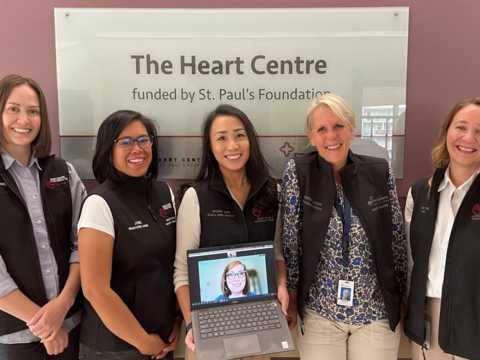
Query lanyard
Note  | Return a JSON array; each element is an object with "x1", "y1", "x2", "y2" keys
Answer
[{"x1": 334, "y1": 190, "x2": 351, "y2": 269}]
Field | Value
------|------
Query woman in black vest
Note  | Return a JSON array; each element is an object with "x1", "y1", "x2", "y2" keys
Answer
[
  {"x1": 77, "y1": 110, "x2": 181, "y2": 359},
  {"x1": 173, "y1": 104, "x2": 287, "y2": 360},
  {"x1": 0, "y1": 75, "x2": 86, "y2": 359},
  {"x1": 405, "y1": 98, "x2": 480, "y2": 360},
  {"x1": 282, "y1": 94, "x2": 406, "y2": 360}
]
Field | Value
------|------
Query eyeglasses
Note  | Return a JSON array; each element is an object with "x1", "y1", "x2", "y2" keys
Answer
[
  {"x1": 114, "y1": 135, "x2": 154, "y2": 150},
  {"x1": 226, "y1": 271, "x2": 246, "y2": 280}
]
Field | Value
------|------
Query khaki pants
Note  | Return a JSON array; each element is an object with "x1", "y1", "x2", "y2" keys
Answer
[
  {"x1": 411, "y1": 298, "x2": 469, "y2": 360},
  {"x1": 185, "y1": 347, "x2": 270, "y2": 360},
  {"x1": 296, "y1": 308, "x2": 401, "y2": 360}
]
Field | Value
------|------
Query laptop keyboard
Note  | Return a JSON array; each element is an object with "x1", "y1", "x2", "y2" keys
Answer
[{"x1": 197, "y1": 303, "x2": 282, "y2": 339}]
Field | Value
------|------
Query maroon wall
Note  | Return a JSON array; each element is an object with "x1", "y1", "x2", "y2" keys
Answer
[{"x1": 1, "y1": 0, "x2": 479, "y2": 196}]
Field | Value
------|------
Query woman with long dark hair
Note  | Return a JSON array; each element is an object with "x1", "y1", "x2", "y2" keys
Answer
[{"x1": 174, "y1": 104, "x2": 287, "y2": 360}]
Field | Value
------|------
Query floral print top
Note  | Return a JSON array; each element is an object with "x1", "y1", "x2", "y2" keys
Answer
[{"x1": 282, "y1": 159, "x2": 406, "y2": 325}]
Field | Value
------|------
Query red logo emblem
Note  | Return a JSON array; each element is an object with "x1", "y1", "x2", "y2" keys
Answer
[
  {"x1": 473, "y1": 204, "x2": 480, "y2": 216},
  {"x1": 252, "y1": 207, "x2": 262, "y2": 218},
  {"x1": 279, "y1": 142, "x2": 294, "y2": 157},
  {"x1": 159, "y1": 208, "x2": 168, "y2": 218}
]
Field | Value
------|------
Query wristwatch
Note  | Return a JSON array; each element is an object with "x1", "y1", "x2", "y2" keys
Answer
[{"x1": 186, "y1": 322, "x2": 193, "y2": 335}]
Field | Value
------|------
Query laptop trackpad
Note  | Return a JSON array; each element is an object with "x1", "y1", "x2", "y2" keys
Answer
[{"x1": 223, "y1": 335, "x2": 261, "y2": 358}]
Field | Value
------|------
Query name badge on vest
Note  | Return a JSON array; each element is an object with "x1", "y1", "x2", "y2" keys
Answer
[{"x1": 337, "y1": 280, "x2": 354, "y2": 307}]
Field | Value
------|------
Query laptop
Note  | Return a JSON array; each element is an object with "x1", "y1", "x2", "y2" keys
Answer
[{"x1": 187, "y1": 241, "x2": 294, "y2": 360}]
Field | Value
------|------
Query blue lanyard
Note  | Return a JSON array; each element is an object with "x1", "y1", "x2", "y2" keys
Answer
[{"x1": 334, "y1": 190, "x2": 351, "y2": 269}]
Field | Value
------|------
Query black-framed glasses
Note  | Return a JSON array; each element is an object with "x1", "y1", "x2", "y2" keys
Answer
[
  {"x1": 114, "y1": 135, "x2": 154, "y2": 150},
  {"x1": 226, "y1": 271, "x2": 247, "y2": 280}
]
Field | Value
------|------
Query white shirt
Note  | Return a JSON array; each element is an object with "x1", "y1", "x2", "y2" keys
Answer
[{"x1": 405, "y1": 166, "x2": 480, "y2": 298}]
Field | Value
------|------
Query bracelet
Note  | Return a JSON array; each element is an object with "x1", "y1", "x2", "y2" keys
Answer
[{"x1": 186, "y1": 322, "x2": 193, "y2": 335}]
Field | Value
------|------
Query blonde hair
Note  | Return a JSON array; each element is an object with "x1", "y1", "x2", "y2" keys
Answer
[{"x1": 305, "y1": 93, "x2": 356, "y2": 134}]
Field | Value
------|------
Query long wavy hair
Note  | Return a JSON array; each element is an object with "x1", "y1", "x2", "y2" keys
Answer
[{"x1": 431, "y1": 97, "x2": 480, "y2": 170}]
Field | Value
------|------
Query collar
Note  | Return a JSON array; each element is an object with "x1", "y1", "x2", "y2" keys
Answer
[
  {"x1": 209, "y1": 167, "x2": 268, "y2": 199},
  {"x1": 1, "y1": 150, "x2": 42, "y2": 171},
  {"x1": 438, "y1": 164, "x2": 480, "y2": 193},
  {"x1": 108, "y1": 167, "x2": 151, "y2": 192}
]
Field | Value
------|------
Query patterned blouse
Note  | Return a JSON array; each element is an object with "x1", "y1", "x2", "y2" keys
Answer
[{"x1": 282, "y1": 159, "x2": 406, "y2": 325}]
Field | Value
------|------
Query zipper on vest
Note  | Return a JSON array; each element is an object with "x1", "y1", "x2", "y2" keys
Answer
[
  {"x1": 421, "y1": 343, "x2": 427, "y2": 360},
  {"x1": 148, "y1": 204, "x2": 158, "y2": 223}
]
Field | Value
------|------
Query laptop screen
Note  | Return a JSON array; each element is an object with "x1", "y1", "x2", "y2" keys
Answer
[{"x1": 187, "y1": 241, "x2": 278, "y2": 310}]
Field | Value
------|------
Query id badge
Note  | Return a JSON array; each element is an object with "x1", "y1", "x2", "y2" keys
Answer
[{"x1": 337, "y1": 280, "x2": 354, "y2": 307}]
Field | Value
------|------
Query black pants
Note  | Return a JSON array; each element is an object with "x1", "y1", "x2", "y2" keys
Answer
[{"x1": 0, "y1": 325, "x2": 80, "y2": 360}]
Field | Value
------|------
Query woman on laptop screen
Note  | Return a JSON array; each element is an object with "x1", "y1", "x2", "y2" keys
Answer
[
  {"x1": 215, "y1": 260, "x2": 257, "y2": 301},
  {"x1": 174, "y1": 104, "x2": 287, "y2": 360}
]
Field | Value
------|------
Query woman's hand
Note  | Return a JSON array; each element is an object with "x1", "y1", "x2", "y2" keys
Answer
[
  {"x1": 277, "y1": 284, "x2": 289, "y2": 317},
  {"x1": 151, "y1": 316, "x2": 183, "y2": 359},
  {"x1": 139, "y1": 333, "x2": 167, "y2": 356},
  {"x1": 27, "y1": 297, "x2": 70, "y2": 341},
  {"x1": 43, "y1": 326, "x2": 69, "y2": 355},
  {"x1": 286, "y1": 291, "x2": 298, "y2": 330},
  {"x1": 185, "y1": 327, "x2": 196, "y2": 353}
]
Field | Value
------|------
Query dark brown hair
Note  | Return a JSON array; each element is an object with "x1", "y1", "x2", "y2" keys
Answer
[{"x1": 0, "y1": 75, "x2": 51, "y2": 157}]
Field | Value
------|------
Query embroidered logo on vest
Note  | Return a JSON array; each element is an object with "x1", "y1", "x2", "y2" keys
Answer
[
  {"x1": 472, "y1": 204, "x2": 480, "y2": 220},
  {"x1": 129, "y1": 220, "x2": 149, "y2": 231},
  {"x1": 46, "y1": 175, "x2": 68, "y2": 189},
  {"x1": 367, "y1": 194, "x2": 389, "y2": 212},
  {"x1": 159, "y1": 203, "x2": 176, "y2": 226},
  {"x1": 303, "y1": 195, "x2": 322, "y2": 211}
]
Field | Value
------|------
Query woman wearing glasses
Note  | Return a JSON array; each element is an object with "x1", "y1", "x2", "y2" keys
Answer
[
  {"x1": 174, "y1": 105, "x2": 286, "y2": 360},
  {"x1": 215, "y1": 260, "x2": 256, "y2": 301},
  {"x1": 77, "y1": 110, "x2": 181, "y2": 360}
]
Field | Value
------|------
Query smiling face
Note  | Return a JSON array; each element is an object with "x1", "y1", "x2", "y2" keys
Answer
[
  {"x1": 226, "y1": 264, "x2": 247, "y2": 297},
  {"x1": 446, "y1": 104, "x2": 480, "y2": 176},
  {"x1": 308, "y1": 106, "x2": 354, "y2": 172},
  {"x1": 342, "y1": 289, "x2": 350, "y2": 299},
  {"x1": 1, "y1": 84, "x2": 41, "y2": 156},
  {"x1": 210, "y1": 115, "x2": 250, "y2": 177},
  {"x1": 111, "y1": 120, "x2": 152, "y2": 177}
]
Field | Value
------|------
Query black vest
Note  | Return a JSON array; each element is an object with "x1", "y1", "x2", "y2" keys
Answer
[
  {"x1": 80, "y1": 174, "x2": 176, "y2": 354},
  {"x1": 192, "y1": 172, "x2": 277, "y2": 248},
  {"x1": 0, "y1": 155, "x2": 83, "y2": 335},
  {"x1": 405, "y1": 168, "x2": 480, "y2": 360},
  {"x1": 294, "y1": 151, "x2": 401, "y2": 331}
]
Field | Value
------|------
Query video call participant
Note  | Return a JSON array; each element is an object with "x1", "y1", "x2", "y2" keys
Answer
[
  {"x1": 215, "y1": 260, "x2": 257, "y2": 301},
  {"x1": 0, "y1": 75, "x2": 85, "y2": 359},
  {"x1": 405, "y1": 98, "x2": 480, "y2": 360},
  {"x1": 174, "y1": 104, "x2": 287, "y2": 360},
  {"x1": 282, "y1": 94, "x2": 406, "y2": 360},
  {"x1": 77, "y1": 110, "x2": 181, "y2": 360}
]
